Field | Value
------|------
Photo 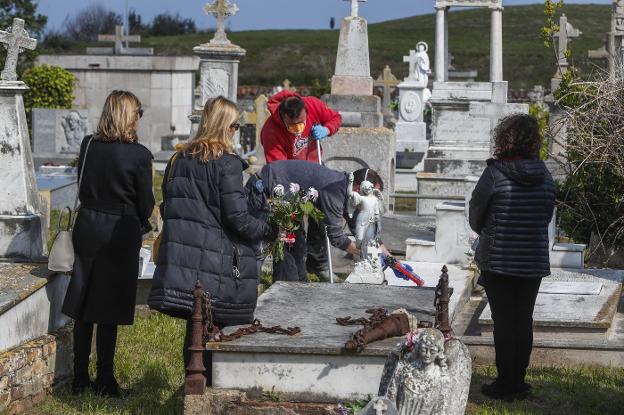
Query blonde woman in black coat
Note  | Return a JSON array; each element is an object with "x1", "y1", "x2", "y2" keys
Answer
[
  {"x1": 62, "y1": 90, "x2": 155, "y2": 396},
  {"x1": 149, "y1": 96, "x2": 275, "y2": 374}
]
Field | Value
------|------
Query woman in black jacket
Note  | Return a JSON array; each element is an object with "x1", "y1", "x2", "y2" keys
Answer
[
  {"x1": 469, "y1": 114, "x2": 555, "y2": 400},
  {"x1": 148, "y1": 96, "x2": 274, "y2": 370},
  {"x1": 62, "y1": 90, "x2": 155, "y2": 396}
]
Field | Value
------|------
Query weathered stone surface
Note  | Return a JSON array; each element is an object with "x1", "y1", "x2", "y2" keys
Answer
[
  {"x1": 0, "y1": 264, "x2": 70, "y2": 353},
  {"x1": 479, "y1": 268, "x2": 622, "y2": 336},
  {"x1": 35, "y1": 55, "x2": 198, "y2": 153},
  {"x1": 209, "y1": 282, "x2": 440, "y2": 401},
  {"x1": 32, "y1": 108, "x2": 91, "y2": 155},
  {"x1": 332, "y1": 16, "x2": 372, "y2": 95},
  {"x1": 382, "y1": 329, "x2": 471, "y2": 415},
  {"x1": 321, "y1": 127, "x2": 396, "y2": 206},
  {"x1": 0, "y1": 82, "x2": 46, "y2": 259},
  {"x1": 357, "y1": 396, "x2": 399, "y2": 415}
]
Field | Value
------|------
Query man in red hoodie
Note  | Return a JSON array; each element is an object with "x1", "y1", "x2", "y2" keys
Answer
[
  {"x1": 260, "y1": 91, "x2": 342, "y2": 280},
  {"x1": 261, "y1": 91, "x2": 342, "y2": 164}
]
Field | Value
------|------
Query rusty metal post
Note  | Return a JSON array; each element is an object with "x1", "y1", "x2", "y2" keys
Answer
[
  {"x1": 435, "y1": 265, "x2": 452, "y2": 337},
  {"x1": 184, "y1": 281, "x2": 206, "y2": 395}
]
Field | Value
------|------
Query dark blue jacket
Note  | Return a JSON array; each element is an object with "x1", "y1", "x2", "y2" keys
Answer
[
  {"x1": 469, "y1": 159, "x2": 556, "y2": 278},
  {"x1": 254, "y1": 160, "x2": 352, "y2": 250},
  {"x1": 149, "y1": 153, "x2": 271, "y2": 324}
]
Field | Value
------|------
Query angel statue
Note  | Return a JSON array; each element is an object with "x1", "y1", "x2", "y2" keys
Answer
[{"x1": 347, "y1": 172, "x2": 384, "y2": 260}]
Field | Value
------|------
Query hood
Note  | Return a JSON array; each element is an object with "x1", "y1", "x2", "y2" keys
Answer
[
  {"x1": 488, "y1": 158, "x2": 547, "y2": 186},
  {"x1": 267, "y1": 90, "x2": 302, "y2": 123}
]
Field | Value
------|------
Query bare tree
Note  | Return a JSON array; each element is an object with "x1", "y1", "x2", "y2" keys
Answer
[{"x1": 63, "y1": 4, "x2": 123, "y2": 42}]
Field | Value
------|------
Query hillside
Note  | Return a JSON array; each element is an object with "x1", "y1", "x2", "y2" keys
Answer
[{"x1": 43, "y1": 4, "x2": 612, "y2": 89}]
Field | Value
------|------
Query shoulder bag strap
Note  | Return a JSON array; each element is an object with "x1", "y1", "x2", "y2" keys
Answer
[{"x1": 72, "y1": 136, "x2": 95, "y2": 213}]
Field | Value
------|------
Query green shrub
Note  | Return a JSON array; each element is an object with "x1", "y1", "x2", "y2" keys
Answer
[{"x1": 23, "y1": 64, "x2": 76, "y2": 122}]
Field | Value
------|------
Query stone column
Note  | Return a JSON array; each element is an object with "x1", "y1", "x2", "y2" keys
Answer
[
  {"x1": 0, "y1": 81, "x2": 46, "y2": 259},
  {"x1": 435, "y1": 7, "x2": 446, "y2": 83},
  {"x1": 490, "y1": 7, "x2": 503, "y2": 82},
  {"x1": 444, "y1": 8, "x2": 449, "y2": 82}
]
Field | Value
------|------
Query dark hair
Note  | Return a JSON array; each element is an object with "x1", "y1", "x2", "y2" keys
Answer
[
  {"x1": 279, "y1": 96, "x2": 306, "y2": 120},
  {"x1": 493, "y1": 114, "x2": 542, "y2": 159},
  {"x1": 353, "y1": 168, "x2": 384, "y2": 191}
]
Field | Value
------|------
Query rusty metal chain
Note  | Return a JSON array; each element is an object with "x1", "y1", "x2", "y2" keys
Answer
[
  {"x1": 335, "y1": 308, "x2": 388, "y2": 327},
  {"x1": 201, "y1": 291, "x2": 300, "y2": 343}
]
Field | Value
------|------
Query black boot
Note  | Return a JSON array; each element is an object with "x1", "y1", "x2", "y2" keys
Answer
[{"x1": 72, "y1": 321, "x2": 94, "y2": 395}]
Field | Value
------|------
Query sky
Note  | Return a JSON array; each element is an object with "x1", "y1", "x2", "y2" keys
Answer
[{"x1": 38, "y1": 0, "x2": 614, "y2": 32}]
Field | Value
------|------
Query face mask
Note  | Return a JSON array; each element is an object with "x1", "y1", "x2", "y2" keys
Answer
[{"x1": 287, "y1": 122, "x2": 306, "y2": 135}]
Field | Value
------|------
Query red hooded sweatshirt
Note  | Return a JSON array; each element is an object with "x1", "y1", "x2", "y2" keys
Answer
[{"x1": 261, "y1": 91, "x2": 342, "y2": 164}]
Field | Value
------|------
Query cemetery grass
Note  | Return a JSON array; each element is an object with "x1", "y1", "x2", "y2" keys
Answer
[
  {"x1": 31, "y1": 311, "x2": 187, "y2": 415},
  {"x1": 30, "y1": 310, "x2": 624, "y2": 415},
  {"x1": 43, "y1": 4, "x2": 612, "y2": 89}
]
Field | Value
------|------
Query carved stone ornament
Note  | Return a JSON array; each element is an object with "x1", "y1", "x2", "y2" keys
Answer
[{"x1": 400, "y1": 92, "x2": 423, "y2": 123}]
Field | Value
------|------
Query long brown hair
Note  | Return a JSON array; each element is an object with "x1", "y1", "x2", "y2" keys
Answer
[
  {"x1": 96, "y1": 90, "x2": 142, "y2": 143},
  {"x1": 183, "y1": 96, "x2": 239, "y2": 162}
]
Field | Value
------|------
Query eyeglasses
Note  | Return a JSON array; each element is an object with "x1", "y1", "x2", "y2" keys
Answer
[
  {"x1": 138, "y1": 108, "x2": 144, "y2": 119},
  {"x1": 230, "y1": 123, "x2": 241, "y2": 131}
]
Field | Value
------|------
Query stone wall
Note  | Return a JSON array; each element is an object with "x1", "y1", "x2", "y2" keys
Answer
[{"x1": 0, "y1": 326, "x2": 72, "y2": 415}]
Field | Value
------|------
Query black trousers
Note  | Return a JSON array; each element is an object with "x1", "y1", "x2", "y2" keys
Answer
[
  {"x1": 272, "y1": 227, "x2": 308, "y2": 282},
  {"x1": 73, "y1": 320, "x2": 118, "y2": 381},
  {"x1": 482, "y1": 272, "x2": 542, "y2": 387},
  {"x1": 305, "y1": 218, "x2": 328, "y2": 275}
]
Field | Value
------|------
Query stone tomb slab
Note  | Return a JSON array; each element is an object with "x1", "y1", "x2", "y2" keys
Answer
[
  {"x1": 208, "y1": 282, "x2": 439, "y2": 401},
  {"x1": 0, "y1": 263, "x2": 71, "y2": 353},
  {"x1": 384, "y1": 262, "x2": 473, "y2": 323},
  {"x1": 479, "y1": 268, "x2": 622, "y2": 339}
]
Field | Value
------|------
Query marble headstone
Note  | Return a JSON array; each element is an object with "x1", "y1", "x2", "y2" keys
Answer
[{"x1": 32, "y1": 108, "x2": 91, "y2": 154}]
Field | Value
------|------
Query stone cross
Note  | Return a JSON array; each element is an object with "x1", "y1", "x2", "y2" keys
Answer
[
  {"x1": 98, "y1": 25, "x2": 141, "y2": 55},
  {"x1": 0, "y1": 18, "x2": 36, "y2": 82},
  {"x1": 373, "y1": 397, "x2": 388, "y2": 415},
  {"x1": 345, "y1": 0, "x2": 367, "y2": 18},
  {"x1": 374, "y1": 66, "x2": 399, "y2": 114},
  {"x1": 403, "y1": 50, "x2": 419, "y2": 81},
  {"x1": 205, "y1": 0, "x2": 239, "y2": 45},
  {"x1": 553, "y1": 14, "x2": 581, "y2": 73}
]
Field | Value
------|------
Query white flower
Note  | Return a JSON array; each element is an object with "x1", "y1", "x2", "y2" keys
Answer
[
  {"x1": 306, "y1": 187, "x2": 319, "y2": 202},
  {"x1": 289, "y1": 182, "x2": 301, "y2": 194},
  {"x1": 273, "y1": 184, "x2": 285, "y2": 197}
]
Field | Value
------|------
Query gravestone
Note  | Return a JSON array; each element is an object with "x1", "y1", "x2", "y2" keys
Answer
[
  {"x1": 479, "y1": 268, "x2": 623, "y2": 340},
  {"x1": 374, "y1": 65, "x2": 399, "y2": 116},
  {"x1": 551, "y1": 14, "x2": 582, "y2": 90},
  {"x1": 188, "y1": 0, "x2": 245, "y2": 149},
  {"x1": 87, "y1": 25, "x2": 153, "y2": 56},
  {"x1": 0, "y1": 18, "x2": 46, "y2": 260},
  {"x1": 325, "y1": 0, "x2": 384, "y2": 129},
  {"x1": 32, "y1": 108, "x2": 92, "y2": 165},
  {"x1": 588, "y1": 1, "x2": 624, "y2": 79},
  {"x1": 414, "y1": 0, "x2": 528, "y2": 216},
  {"x1": 395, "y1": 41, "x2": 431, "y2": 154}
]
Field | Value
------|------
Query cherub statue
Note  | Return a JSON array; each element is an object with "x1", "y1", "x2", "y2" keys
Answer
[
  {"x1": 348, "y1": 172, "x2": 384, "y2": 260},
  {"x1": 385, "y1": 329, "x2": 450, "y2": 415}
]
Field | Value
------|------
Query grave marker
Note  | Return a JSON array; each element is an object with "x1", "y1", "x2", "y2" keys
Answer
[
  {"x1": 0, "y1": 18, "x2": 36, "y2": 82},
  {"x1": 87, "y1": 25, "x2": 153, "y2": 55},
  {"x1": 204, "y1": 0, "x2": 239, "y2": 45}
]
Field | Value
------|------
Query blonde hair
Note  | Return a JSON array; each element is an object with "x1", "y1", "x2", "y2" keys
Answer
[
  {"x1": 183, "y1": 96, "x2": 239, "y2": 163},
  {"x1": 96, "y1": 90, "x2": 142, "y2": 143}
]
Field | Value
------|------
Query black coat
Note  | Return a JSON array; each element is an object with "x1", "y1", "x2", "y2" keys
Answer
[
  {"x1": 148, "y1": 153, "x2": 272, "y2": 325},
  {"x1": 469, "y1": 159, "x2": 556, "y2": 278},
  {"x1": 62, "y1": 136, "x2": 155, "y2": 325}
]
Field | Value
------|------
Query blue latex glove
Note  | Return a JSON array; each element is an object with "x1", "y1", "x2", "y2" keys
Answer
[
  {"x1": 311, "y1": 125, "x2": 330, "y2": 140},
  {"x1": 381, "y1": 255, "x2": 414, "y2": 281}
]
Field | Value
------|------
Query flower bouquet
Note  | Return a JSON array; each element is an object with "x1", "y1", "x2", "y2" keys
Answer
[{"x1": 264, "y1": 183, "x2": 325, "y2": 262}]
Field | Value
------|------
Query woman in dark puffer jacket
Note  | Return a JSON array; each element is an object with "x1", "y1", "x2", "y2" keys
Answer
[
  {"x1": 148, "y1": 96, "x2": 275, "y2": 371},
  {"x1": 469, "y1": 114, "x2": 555, "y2": 400}
]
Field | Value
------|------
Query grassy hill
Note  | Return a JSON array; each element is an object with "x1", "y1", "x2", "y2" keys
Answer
[{"x1": 45, "y1": 4, "x2": 612, "y2": 89}]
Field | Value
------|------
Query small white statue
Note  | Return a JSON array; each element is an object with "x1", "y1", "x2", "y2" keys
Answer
[
  {"x1": 385, "y1": 329, "x2": 450, "y2": 415},
  {"x1": 415, "y1": 41, "x2": 431, "y2": 86},
  {"x1": 347, "y1": 173, "x2": 384, "y2": 259}
]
